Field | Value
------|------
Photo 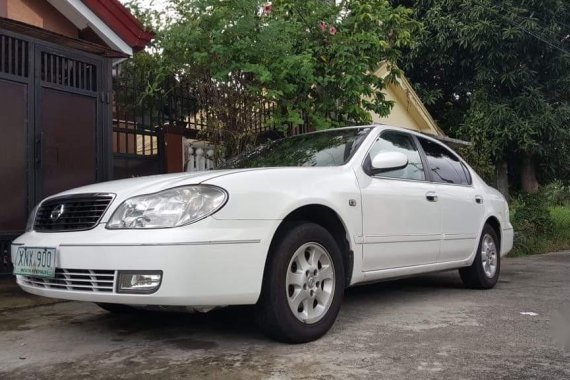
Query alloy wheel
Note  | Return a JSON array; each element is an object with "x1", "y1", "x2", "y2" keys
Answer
[
  {"x1": 285, "y1": 242, "x2": 335, "y2": 324},
  {"x1": 481, "y1": 233, "x2": 498, "y2": 278}
]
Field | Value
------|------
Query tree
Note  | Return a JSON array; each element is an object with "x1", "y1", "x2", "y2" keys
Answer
[
  {"x1": 125, "y1": 0, "x2": 419, "y2": 154},
  {"x1": 394, "y1": 0, "x2": 570, "y2": 195}
]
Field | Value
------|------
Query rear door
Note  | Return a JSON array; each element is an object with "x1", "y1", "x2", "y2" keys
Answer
[
  {"x1": 417, "y1": 137, "x2": 484, "y2": 262},
  {"x1": 359, "y1": 130, "x2": 441, "y2": 271}
]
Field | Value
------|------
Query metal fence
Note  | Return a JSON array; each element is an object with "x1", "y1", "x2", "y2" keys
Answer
[
  {"x1": 111, "y1": 60, "x2": 312, "y2": 178},
  {"x1": 112, "y1": 63, "x2": 169, "y2": 178}
]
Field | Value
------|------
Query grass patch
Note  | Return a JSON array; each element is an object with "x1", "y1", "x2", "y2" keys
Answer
[
  {"x1": 509, "y1": 205, "x2": 570, "y2": 256},
  {"x1": 547, "y1": 206, "x2": 570, "y2": 251}
]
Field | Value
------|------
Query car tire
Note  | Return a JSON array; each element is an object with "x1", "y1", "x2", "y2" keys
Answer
[
  {"x1": 256, "y1": 222, "x2": 345, "y2": 343},
  {"x1": 459, "y1": 224, "x2": 501, "y2": 289},
  {"x1": 96, "y1": 303, "x2": 138, "y2": 314}
]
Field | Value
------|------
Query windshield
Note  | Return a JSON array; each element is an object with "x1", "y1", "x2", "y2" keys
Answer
[{"x1": 221, "y1": 128, "x2": 372, "y2": 169}]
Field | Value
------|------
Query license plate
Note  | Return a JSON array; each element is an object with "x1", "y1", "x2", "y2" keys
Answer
[{"x1": 13, "y1": 247, "x2": 57, "y2": 278}]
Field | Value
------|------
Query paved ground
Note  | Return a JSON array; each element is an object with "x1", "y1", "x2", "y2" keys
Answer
[{"x1": 0, "y1": 252, "x2": 569, "y2": 379}]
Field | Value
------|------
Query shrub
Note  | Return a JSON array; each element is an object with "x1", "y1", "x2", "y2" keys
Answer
[
  {"x1": 509, "y1": 193, "x2": 554, "y2": 256},
  {"x1": 511, "y1": 193, "x2": 554, "y2": 234},
  {"x1": 509, "y1": 189, "x2": 570, "y2": 256},
  {"x1": 542, "y1": 181, "x2": 570, "y2": 207},
  {"x1": 550, "y1": 206, "x2": 570, "y2": 243}
]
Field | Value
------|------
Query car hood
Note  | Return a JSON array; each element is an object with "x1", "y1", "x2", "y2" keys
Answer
[
  {"x1": 41, "y1": 165, "x2": 355, "y2": 224},
  {"x1": 48, "y1": 169, "x2": 262, "y2": 201}
]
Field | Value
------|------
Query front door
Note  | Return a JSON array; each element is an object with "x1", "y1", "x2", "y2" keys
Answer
[{"x1": 359, "y1": 130, "x2": 441, "y2": 271}]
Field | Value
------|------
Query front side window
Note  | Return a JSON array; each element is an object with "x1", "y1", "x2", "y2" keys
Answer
[
  {"x1": 418, "y1": 138, "x2": 471, "y2": 185},
  {"x1": 364, "y1": 131, "x2": 425, "y2": 181}
]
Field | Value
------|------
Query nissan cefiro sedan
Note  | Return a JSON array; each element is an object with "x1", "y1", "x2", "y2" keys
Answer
[{"x1": 12, "y1": 125, "x2": 513, "y2": 343}]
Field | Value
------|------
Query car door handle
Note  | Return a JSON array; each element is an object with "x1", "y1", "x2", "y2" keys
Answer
[
  {"x1": 426, "y1": 191, "x2": 438, "y2": 202},
  {"x1": 475, "y1": 195, "x2": 484, "y2": 204}
]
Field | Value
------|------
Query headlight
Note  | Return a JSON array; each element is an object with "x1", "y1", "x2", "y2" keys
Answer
[
  {"x1": 25, "y1": 204, "x2": 40, "y2": 232},
  {"x1": 106, "y1": 185, "x2": 227, "y2": 229}
]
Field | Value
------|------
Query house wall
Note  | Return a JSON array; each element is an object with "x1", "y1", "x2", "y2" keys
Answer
[
  {"x1": 0, "y1": 0, "x2": 78, "y2": 38},
  {"x1": 370, "y1": 82, "x2": 441, "y2": 136},
  {"x1": 371, "y1": 84, "x2": 420, "y2": 132},
  {"x1": 370, "y1": 63, "x2": 443, "y2": 136}
]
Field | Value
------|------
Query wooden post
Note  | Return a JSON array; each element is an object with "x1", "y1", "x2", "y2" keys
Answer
[{"x1": 164, "y1": 130, "x2": 183, "y2": 173}]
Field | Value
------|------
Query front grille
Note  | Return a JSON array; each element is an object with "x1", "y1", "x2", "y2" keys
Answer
[
  {"x1": 34, "y1": 194, "x2": 114, "y2": 232},
  {"x1": 20, "y1": 268, "x2": 116, "y2": 292}
]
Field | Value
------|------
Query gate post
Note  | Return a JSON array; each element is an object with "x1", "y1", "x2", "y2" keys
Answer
[{"x1": 163, "y1": 126, "x2": 184, "y2": 173}]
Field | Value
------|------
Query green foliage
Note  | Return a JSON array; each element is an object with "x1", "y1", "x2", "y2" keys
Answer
[
  {"x1": 456, "y1": 144, "x2": 495, "y2": 184},
  {"x1": 550, "y1": 206, "x2": 570, "y2": 245},
  {"x1": 507, "y1": 191, "x2": 570, "y2": 256},
  {"x1": 125, "y1": 0, "x2": 419, "y2": 137},
  {"x1": 395, "y1": 0, "x2": 570, "y2": 188},
  {"x1": 511, "y1": 193, "x2": 554, "y2": 236},
  {"x1": 509, "y1": 204, "x2": 570, "y2": 256},
  {"x1": 542, "y1": 181, "x2": 570, "y2": 207}
]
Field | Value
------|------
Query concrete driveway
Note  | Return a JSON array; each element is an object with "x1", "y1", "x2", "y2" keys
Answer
[{"x1": 1, "y1": 252, "x2": 569, "y2": 379}]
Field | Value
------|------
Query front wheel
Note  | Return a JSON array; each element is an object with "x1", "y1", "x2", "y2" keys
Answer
[
  {"x1": 256, "y1": 222, "x2": 345, "y2": 343},
  {"x1": 459, "y1": 225, "x2": 501, "y2": 289}
]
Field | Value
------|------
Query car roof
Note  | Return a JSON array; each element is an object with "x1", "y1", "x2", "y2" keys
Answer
[{"x1": 298, "y1": 124, "x2": 444, "y2": 144}]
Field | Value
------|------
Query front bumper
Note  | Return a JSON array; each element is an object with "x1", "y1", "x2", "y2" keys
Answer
[
  {"x1": 12, "y1": 218, "x2": 279, "y2": 306},
  {"x1": 501, "y1": 224, "x2": 514, "y2": 257}
]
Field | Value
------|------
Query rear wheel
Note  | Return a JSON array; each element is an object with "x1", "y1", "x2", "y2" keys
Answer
[
  {"x1": 459, "y1": 224, "x2": 501, "y2": 289},
  {"x1": 256, "y1": 222, "x2": 345, "y2": 343}
]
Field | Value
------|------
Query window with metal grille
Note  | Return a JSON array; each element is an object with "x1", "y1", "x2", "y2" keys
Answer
[
  {"x1": 0, "y1": 34, "x2": 29, "y2": 78},
  {"x1": 40, "y1": 52, "x2": 97, "y2": 91}
]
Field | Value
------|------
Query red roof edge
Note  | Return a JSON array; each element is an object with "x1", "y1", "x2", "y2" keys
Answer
[{"x1": 81, "y1": 0, "x2": 154, "y2": 53}]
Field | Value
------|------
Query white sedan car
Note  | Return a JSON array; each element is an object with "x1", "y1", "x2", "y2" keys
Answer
[{"x1": 12, "y1": 125, "x2": 513, "y2": 343}]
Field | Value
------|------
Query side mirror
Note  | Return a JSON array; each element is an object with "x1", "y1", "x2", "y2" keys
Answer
[{"x1": 371, "y1": 151, "x2": 409, "y2": 172}]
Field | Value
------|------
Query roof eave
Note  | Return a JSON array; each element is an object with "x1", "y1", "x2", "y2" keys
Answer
[
  {"x1": 47, "y1": 0, "x2": 153, "y2": 58},
  {"x1": 81, "y1": 0, "x2": 154, "y2": 52}
]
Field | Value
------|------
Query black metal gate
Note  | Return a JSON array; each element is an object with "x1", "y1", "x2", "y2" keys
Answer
[
  {"x1": 112, "y1": 118, "x2": 164, "y2": 178},
  {"x1": 0, "y1": 28, "x2": 112, "y2": 275},
  {"x1": 112, "y1": 63, "x2": 165, "y2": 179}
]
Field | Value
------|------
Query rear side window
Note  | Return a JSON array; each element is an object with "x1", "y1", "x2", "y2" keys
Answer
[
  {"x1": 365, "y1": 131, "x2": 425, "y2": 181},
  {"x1": 418, "y1": 138, "x2": 471, "y2": 185}
]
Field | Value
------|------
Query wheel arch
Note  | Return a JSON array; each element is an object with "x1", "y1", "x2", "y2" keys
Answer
[
  {"x1": 485, "y1": 215, "x2": 502, "y2": 249},
  {"x1": 265, "y1": 204, "x2": 354, "y2": 287}
]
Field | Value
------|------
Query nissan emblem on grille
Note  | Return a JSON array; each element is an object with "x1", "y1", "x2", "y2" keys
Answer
[
  {"x1": 50, "y1": 204, "x2": 65, "y2": 221},
  {"x1": 34, "y1": 194, "x2": 114, "y2": 232}
]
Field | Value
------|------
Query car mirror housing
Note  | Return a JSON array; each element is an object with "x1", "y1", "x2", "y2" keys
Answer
[{"x1": 371, "y1": 151, "x2": 409, "y2": 172}]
